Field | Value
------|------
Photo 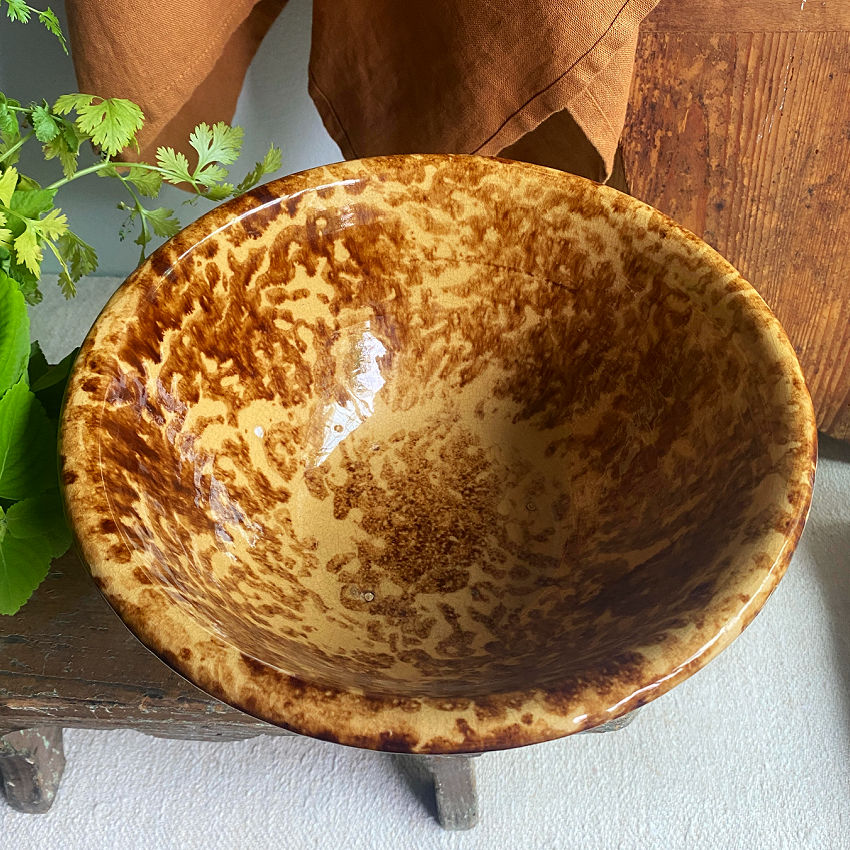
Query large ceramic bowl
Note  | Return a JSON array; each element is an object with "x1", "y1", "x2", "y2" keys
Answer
[{"x1": 60, "y1": 155, "x2": 816, "y2": 753}]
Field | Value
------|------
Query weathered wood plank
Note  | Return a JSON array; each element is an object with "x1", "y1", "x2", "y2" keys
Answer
[
  {"x1": 0, "y1": 727, "x2": 65, "y2": 813},
  {"x1": 624, "y1": 28, "x2": 850, "y2": 438},
  {"x1": 643, "y1": 0, "x2": 850, "y2": 33},
  {"x1": 0, "y1": 551, "x2": 275, "y2": 734},
  {"x1": 425, "y1": 755, "x2": 479, "y2": 831}
]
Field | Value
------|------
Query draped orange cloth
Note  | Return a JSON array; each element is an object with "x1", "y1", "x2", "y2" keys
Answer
[{"x1": 66, "y1": 0, "x2": 658, "y2": 180}]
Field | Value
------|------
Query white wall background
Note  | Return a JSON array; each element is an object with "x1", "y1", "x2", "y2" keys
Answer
[{"x1": 0, "y1": 0, "x2": 339, "y2": 278}]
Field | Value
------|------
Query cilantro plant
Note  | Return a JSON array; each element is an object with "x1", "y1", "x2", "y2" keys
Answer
[{"x1": 0, "y1": 3, "x2": 282, "y2": 613}]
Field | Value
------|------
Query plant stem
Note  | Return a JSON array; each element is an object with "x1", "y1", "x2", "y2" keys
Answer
[
  {"x1": 44, "y1": 159, "x2": 199, "y2": 194},
  {"x1": 0, "y1": 131, "x2": 34, "y2": 164},
  {"x1": 115, "y1": 173, "x2": 152, "y2": 265},
  {"x1": 43, "y1": 160, "x2": 122, "y2": 191}
]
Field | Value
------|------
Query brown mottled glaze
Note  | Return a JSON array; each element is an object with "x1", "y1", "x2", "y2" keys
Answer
[{"x1": 60, "y1": 154, "x2": 817, "y2": 753}]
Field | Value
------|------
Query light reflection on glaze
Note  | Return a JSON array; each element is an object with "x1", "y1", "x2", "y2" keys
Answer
[{"x1": 305, "y1": 321, "x2": 388, "y2": 469}]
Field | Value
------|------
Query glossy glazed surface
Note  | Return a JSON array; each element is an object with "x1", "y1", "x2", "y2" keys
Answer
[{"x1": 60, "y1": 155, "x2": 817, "y2": 752}]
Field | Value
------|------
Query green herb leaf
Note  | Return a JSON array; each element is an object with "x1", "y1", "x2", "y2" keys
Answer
[
  {"x1": 12, "y1": 223, "x2": 40, "y2": 275},
  {"x1": 32, "y1": 207, "x2": 67, "y2": 240},
  {"x1": 31, "y1": 103, "x2": 60, "y2": 142},
  {"x1": 6, "y1": 489, "x2": 71, "y2": 559},
  {"x1": 37, "y1": 7, "x2": 66, "y2": 53},
  {"x1": 155, "y1": 147, "x2": 193, "y2": 185},
  {"x1": 53, "y1": 94, "x2": 144, "y2": 156},
  {"x1": 0, "y1": 166, "x2": 17, "y2": 205},
  {"x1": 9, "y1": 187, "x2": 56, "y2": 219},
  {"x1": 0, "y1": 102, "x2": 19, "y2": 139},
  {"x1": 0, "y1": 270, "x2": 30, "y2": 395},
  {"x1": 55, "y1": 230, "x2": 97, "y2": 297},
  {"x1": 0, "y1": 507, "x2": 53, "y2": 615},
  {"x1": 0, "y1": 96, "x2": 22, "y2": 163},
  {"x1": 4, "y1": 0, "x2": 30, "y2": 24},
  {"x1": 189, "y1": 122, "x2": 244, "y2": 170},
  {"x1": 126, "y1": 165, "x2": 162, "y2": 198},
  {"x1": 141, "y1": 207, "x2": 180, "y2": 239},
  {"x1": 236, "y1": 144, "x2": 283, "y2": 194},
  {"x1": 8, "y1": 263, "x2": 41, "y2": 305},
  {"x1": 42, "y1": 133, "x2": 79, "y2": 179},
  {"x1": 0, "y1": 378, "x2": 55, "y2": 500},
  {"x1": 203, "y1": 182, "x2": 235, "y2": 202}
]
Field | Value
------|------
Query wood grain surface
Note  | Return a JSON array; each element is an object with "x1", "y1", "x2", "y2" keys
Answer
[
  {"x1": 0, "y1": 551, "x2": 283, "y2": 740},
  {"x1": 625, "y1": 2, "x2": 850, "y2": 438},
  {"x1": 642, "y1": 0, "x2": 850, "y2": 32}
]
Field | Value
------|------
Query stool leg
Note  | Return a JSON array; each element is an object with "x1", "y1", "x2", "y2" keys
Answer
[
  {"x1": 0, "y1": 727, "x2": 66, "y2": 813},
  {"x1": 421, "y1": 754, "x2": 479, "y2": 830}
]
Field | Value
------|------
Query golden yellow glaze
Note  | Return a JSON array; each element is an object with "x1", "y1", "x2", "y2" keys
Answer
[{"x1": 60, "y1": 155, "x2": 817, "y2": 753}]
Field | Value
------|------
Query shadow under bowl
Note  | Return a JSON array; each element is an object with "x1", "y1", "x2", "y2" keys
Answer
[{"x1": 60, "y1": 155, "x2": 817, "y2": 753}]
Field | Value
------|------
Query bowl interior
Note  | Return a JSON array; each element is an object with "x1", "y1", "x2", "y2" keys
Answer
[{"x1": 62, "y1": 155, "x2": 815, "y2": 748}]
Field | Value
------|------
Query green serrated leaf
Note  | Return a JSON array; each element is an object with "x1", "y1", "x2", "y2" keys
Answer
[
  {"x1": 0, "y1": 166, "x2": 17, "y2": 206},
  {"x1": 4, "y1": 0, "x2": 30, "y2": 24},
  {"x1": 12, "y1": 224, "x2": 40, "y2": 275},
  {"x1": 0, "y1": 270, "x2": 29, "y2": 396},
  {"x1": 5, "y1": 262, "x2": 41, "y2": 305},
  {"x1": 31, "y1": 104, "x2": 60, "y2": 142},
  {"x1": 189, "y1": 121, "x2": 244, "y2": 170},
  {"x1": 55, "y1": 230, "x2": 97, "y2": 296},
  {"x1": 0, "y1": 379, "x2": 55, "y2": 500},
  {"x1": 203, "y1": 182, "x2": 235, "y2": 202},
  {"x1": 37, "y1": 7, "x2": 67, "y2": 53},
  {"x1": 42, "y1": 135, "x2": 79, "y2": 179},
  {"x1": 156, "y1": 147, "x2": 192, "y2": 185},
  {"x1": 53, "y1": 94, "x2": 145, "y2": 156},
  {"x1": 15, "y1": 174, "x2": 40, "y2": 192},
  {"x1": 6, "y1": 489, "x2": 71, "y2": 559},
  {"x1": 140, "y1": 207, "x2": 180, "y2": 239},
  {"x1": 127, "y1": 166, "x2": 162, "y2": 198},
  {"x1": 0, "y1": 103, "x2": 19, "y2": 147},
  {"x1": 9, "y1": 187, "x2": 56, "y2": 219},
  {"x1": 52, "y1": 93, "x2": 95, "y2": 116},
  {"x1": 32, "y1": 207, "x2": 67, "y2": 240},
  {"x1": 0, "y1": 514, "x2": 52, "y2": 615},
  {"x1": 236, "y1": 144, "x2": 283, "y2": 194},
  {"x1": 195, "y1": 164, "x2": 228, "y2": 189},
  {"x1": 31, "y1": 346, "x2": 78, "y2": 420}
]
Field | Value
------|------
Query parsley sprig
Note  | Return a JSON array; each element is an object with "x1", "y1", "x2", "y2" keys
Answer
[{"x1": 0, "y1": 86, "x2": 282, "y2": 300}]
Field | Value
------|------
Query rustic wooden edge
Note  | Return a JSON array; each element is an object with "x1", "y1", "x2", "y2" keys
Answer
[
  {"x1": 0, "y1": 727, "x2": 65, "y2": 814},
  {"x1": 642, "y1": 0, "x2": 850, "y2": 32}
]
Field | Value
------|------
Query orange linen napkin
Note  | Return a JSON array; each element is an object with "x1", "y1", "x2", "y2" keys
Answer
[{"x1": 66, "y1": 0, "x2": 658, "y2": 180}]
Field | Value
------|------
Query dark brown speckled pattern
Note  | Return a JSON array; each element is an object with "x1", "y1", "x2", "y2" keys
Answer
[{"x1": 60, "y1": 155, "x2": 817, "y2": 753}]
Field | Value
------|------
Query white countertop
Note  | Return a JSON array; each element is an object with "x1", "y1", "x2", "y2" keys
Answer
[{"x1": 4, "y1": 275, "x2": 848, "y2": 849}]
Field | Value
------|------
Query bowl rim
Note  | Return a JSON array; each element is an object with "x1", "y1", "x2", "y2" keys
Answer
[{"x1": 60, "y1": 153, "x2": 818, "y2": 753}]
